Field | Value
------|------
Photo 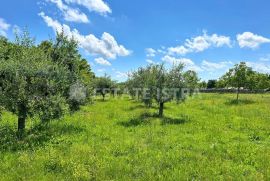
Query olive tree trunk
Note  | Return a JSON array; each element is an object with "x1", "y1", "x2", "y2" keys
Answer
[
  {"x1": 18, "y1": 103, "x2": 27, "y2": 132},
  {"x1": 159, "y1": 102, "x2": 164, "y2": 117}
]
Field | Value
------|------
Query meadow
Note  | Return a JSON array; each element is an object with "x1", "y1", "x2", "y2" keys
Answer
[{"x1": 0, "y1": 93, "x2": 269, "y2": 180}]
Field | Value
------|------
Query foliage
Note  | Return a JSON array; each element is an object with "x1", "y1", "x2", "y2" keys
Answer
[
  {"x1": 0, "y1": 31, "x2": 94, "y2": 131},
  {"x1": 94, "y1": 74, "x2": 114, "y2": 100},
  {"x1": 207, "y1": 80, "x2": 217, "y2": 89},
  {"x1": 127, "y1": 64, "x2": 199, "y2": 116}
]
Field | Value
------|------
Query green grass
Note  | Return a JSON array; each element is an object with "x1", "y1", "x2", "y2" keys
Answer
[{"x1": 0, "y1": 93, "x2": 270, "y2": 180}]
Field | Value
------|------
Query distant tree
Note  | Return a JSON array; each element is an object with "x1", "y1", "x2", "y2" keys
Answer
[
  {"x1": 94, "y1": 75, "x2": 113, "y2": 101},
  {"x1": 207, "y1": 80, "x2": 217, "y2": 89},
  {"x1": 248, "y1": 72, "x2": 270, "y2": 90},
  {"x1": 0, "y1": 32, "x2": 70, "y2": 133},
  {"x1": 221, "y1": 62, "x2": 254, "y2": 101},
  {"x1": 199, "y1": 81, "x2": 207, "y2": 88},
  {"x1": 183, "y1": 70, "x2": 200, "y2": 94}
]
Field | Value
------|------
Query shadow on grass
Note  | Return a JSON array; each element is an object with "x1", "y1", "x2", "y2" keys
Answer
[
  {"x1": 127, "y1": 104, "x2": 147, "y2": 111},
  {"x1": 161, "y1": 116, "x2": 188, "y2": 125},
  {"x1": 118, "y1": 112, "x2": 189, "y2": 127},
  {"x1": 0, "y1": 123, "x2": 85, "y2": 152},
  {"x1": 225, "y1": 99, "x2": 255, "y2": 105}
]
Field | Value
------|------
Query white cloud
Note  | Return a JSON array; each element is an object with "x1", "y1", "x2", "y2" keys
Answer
[
  {"x1": 115, "y1": 71, "x2": 128, "y2": 79},
  {"x1": 48, "y1": 0, "x2": 89, "y2": 23},
  {"x1": 97, "y1": 68, "x2": 105, "y2": 72},
  {"x1": 168, "y1": 46, "x2": 190, "y2": 55},
  {"x1": 201, "y1": 60, "x2": 233, "y2": 71},
  {"x1": 65, "y1": 0, "x2": 111, "y2": 15},
  {"x1": 0, "y1": 18, "x2": 10, "y2": 37},
  {"x1": 12, "y1": 25, "x2": 21, "y2": 34},
  {"x1": 146, "y1": 59, "x2": 155, "y2": 64},
  {"x1": 246, "y1": 62, "x2": 270, "y2": 73},
  {"x1": 39, "y1": 12, "x2": 131, "y2": 59},
  {"x1": 260, "y1": 54, "x2": 270, "y2": 62},
  {"x1": 237, "y1": 32, "x2": 270, "y2": 49},
  {"x1": 167, "y1": 32, "x2": 231, "y2": 56},
  {"x1": 162, "y1": 55, "x2": 202, "y2": 72},
  {"x1": 162, "y1": 55, "x2": 194, "y2": 66},
  {"x1": 95, "y1": 57, "x2": 111, "y2": 66},
  {"x1": 145, "y1": 48, "x2": 156, "y2": 57}
]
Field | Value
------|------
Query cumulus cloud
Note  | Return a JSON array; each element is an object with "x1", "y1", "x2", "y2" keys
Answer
[
  {"x1": 162, "y1": 55, "x2": 202, "y2": 72},
  {"x1": 115, "y1": 71, "x2": 128, "y2": 79},
  {"x1": 146, "y1": 59, "x2": 155, "y2": 64},
  {"x1": 246, "y1": 62, "x2": 270, "y2": 73},
  {"x1": 260, "y1": 54, "x2": 270, "y2": 62},
  {"x1": 39, "y1": 12, "x2": 131, "y2": 59},
  {"x1": 48, "y1": 0, "x2": 89, "y2": 23},
  {"x1": 168, "y1": 46, "x2": 190, "y2": 56},
  {"x1": 201, "y1": 60, "x2": 233, "y2": 71},
  {"x1": 145, "y1": 48, "x2": 156, "y2": 57},
  {"x1": 162, "y1": 55, "x2": 194, "y2": 66},
  {"x1": 168, "y1": 32, "x2": 231, "y2": 55},
  {"x1": 237, "y1": 32, "x2": 270, "y2": 49},
  {"x1": 65, "y1": 0, "x2": 111, "y2": 15},
  {"x1": 95, "y1": 57, "x2": 111, "y2": 66},
  {"x1": 0, "y1": 18, "x2": 10, "y2": 37}
]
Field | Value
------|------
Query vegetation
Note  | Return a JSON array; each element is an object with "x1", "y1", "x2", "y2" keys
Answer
[
  {"x1": 0, "y1": 32, "x2": 94, "y2": 132},
  {"x1": 0, "y1": 30, "x2": 270, "y2": 180},
  {"x1": 0, "y1": 94, "x2": 269, "y2": 180},
  {"x1": 127, "y1": 64, "x2": 199, "y2": 117},
  {"x1": 94, "y1": 74, "x2": 114, "y2": 101}
]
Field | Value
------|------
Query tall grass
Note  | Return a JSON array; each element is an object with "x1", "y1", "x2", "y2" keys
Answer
[{"x1": 0, "y1": 93, "x2": 269, "y2": 180}]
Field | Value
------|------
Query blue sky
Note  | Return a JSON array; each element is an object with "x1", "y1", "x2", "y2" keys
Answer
[{"x1": 1, "y1": 0, "x2": 270, "y2": 82}]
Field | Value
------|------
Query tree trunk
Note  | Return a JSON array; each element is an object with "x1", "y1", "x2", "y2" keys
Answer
[
  {"x1": 18, "y1": 103, "x2": 27, "y2": 132},
  {"x1": 236, "y1": 87, "x2": 240, "y2": 102},
  {"x1": 18, "y1": 117, "x2": 26, "y2": 131},
  {"x1": 159, "y1": 102, "x2": 164, "y2": 117}
]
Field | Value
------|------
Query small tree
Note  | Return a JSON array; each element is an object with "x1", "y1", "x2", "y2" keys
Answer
[
  {"x1": 222, "y1": 62, "x2": 254, "y2": 101},
  {"x1": 94, "y1": 75, "x2": 113, "y2": 101},
  {"x1": 128, "y1": 64, "x2": 199, "y2": 117}
]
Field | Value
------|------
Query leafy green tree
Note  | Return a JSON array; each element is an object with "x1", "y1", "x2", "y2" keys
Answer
[
  {"x1": 207, "y1": 80, "x2": 217, "y2": 89},
  {"x1": 199, "y1": 81, "x2": 207, "y2": 89},
  {"x1": 0, "y1": 34, "x2": 70, "y2": 132},
  {"x1": 221, "y1": 62, "x2": 254, "y2": 101},
  {"x1": 128, "y1": 64, "x2": 199, "y2": 117},
  {"x1": 39, "y1": 32, "x2": 95, "y2": 110},
  {"x1": 94, "y1": 75, "x2": 113, "y2": 101}
]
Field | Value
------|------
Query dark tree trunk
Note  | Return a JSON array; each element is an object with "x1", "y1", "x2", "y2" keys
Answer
[
  {"x1": 18, "y1": 103, "x2": 27, "y2": 132},
  {"x1": 236, "y1": 86, "x2": 240, "y2": 101},
  {"x1": 159, "y1": 102, "x2": 164, "y2": 117}
]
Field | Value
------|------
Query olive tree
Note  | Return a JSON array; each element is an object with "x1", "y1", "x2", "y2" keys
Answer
[
  {"x1": 0, "y1": 34, "x2": 71, "y2": 132},
  {"x1": 128, "y1": 63, "x2": 199, "y2": 117},
  {"x1": 94, "y1": 75, "x2": 113, "y2": 101}
]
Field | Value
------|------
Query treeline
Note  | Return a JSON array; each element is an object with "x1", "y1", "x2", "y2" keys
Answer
[
  {"x1": 0, "y1": 31, "x2": 94, "y2": 132},
  {"x1": 200, "y1": 63, "x2": 270, "y2": 90},
  {"x1": 1, "y1": 31, "x2": 270, "y2": 132}
]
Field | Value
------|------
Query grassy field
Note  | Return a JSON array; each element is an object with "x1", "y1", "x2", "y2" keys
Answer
[{"x1": 0, "y1": 93, "x2": 270, "y2": 180}]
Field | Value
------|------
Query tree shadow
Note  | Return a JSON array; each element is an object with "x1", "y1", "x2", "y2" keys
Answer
[
  {"x1": 118, "y1": 112, "x2": 189, "y2": 127},
  {"x1": 161, "y1": 116, "x2": 188, "y2": 125},
  {"x1": 127, "y1": 104, "x2": 147, "y2": 111},
  {"x1": 0, "y1": 123, "x2": 85, "y2": 153},
  {"x1": 118, "y1": 112, "x2": 153, "y2": 127},
  {"x1": 225, "y1": 99, "x2": 255, "y2": 106}
]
